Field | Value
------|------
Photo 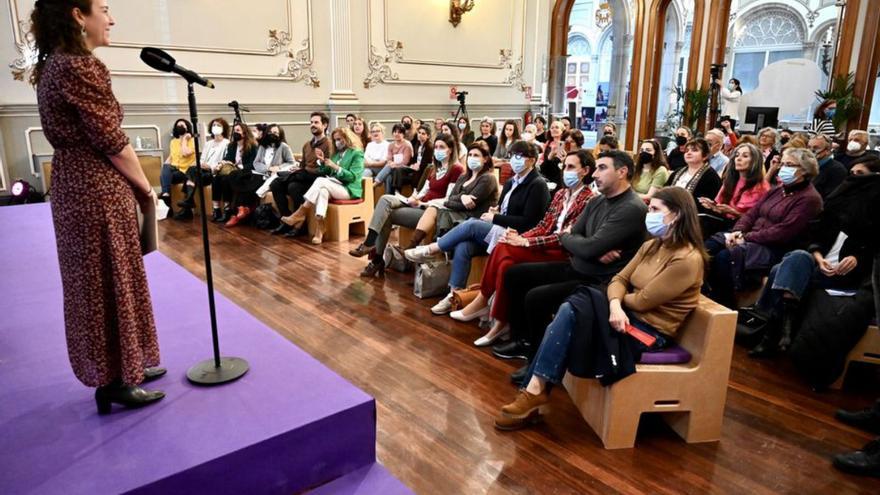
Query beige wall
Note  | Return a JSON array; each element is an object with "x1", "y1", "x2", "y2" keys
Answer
[{"x1": 0, "y1": 0, "x2": 552, "y2": 192}]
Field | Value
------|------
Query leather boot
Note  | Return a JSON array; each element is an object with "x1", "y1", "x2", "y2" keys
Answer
[
  {"x1": 349, "y1": 243, "x2": 374, "y2": 258},
  {"x1": 177, "y1": 185, "x2": 196, "y2": 208},
  {"x1": 404, "y1": 229, "x2": 427, "y2": 249},
  {"x1": 311, "y1": 216, "x2": 325, "y2": 244},
  {"x1": 748, "y1": 321, "x2": 781, "y2": 358},
  {"x1": 777, "y1": 300, "x2": 798, "y2": 352},
  {"x1": 360, "y1": 255, "x2": 385, "y2": 278},
  {"x1": 281, "y1": 203, "x2": 310, "y2": 228},
  {"x1": 95, "y1": 381, "x2": 165, "y2": 414}
]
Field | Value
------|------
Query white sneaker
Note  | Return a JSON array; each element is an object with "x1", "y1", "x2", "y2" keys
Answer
[
  {"x1": 450, "y1": 306, "x2": 489, "y2": 322},
  {"x1": 431, "y1": 293, "x2": 454, "y2": 315},
  {"x1": 405, "y1": 245, "x2": 438, "y2": 264}
]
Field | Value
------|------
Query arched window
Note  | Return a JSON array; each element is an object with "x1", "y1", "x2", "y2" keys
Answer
[
  {"x1": 567, "y1": 35, "x2": 591, "y2": 57},
  {"x1": 730, "y1": 7, "x2": 807, "y2": 92}
]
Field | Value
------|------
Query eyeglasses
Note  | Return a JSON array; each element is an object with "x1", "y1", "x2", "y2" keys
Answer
[
  {"x1": 780, "y1": 161, "x2": 800, "y2": 168},
  {"x1": 511, "y1": 153, "x2": 525, "y2": 160}
]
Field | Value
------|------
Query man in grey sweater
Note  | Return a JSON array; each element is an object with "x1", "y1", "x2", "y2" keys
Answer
[{"x1": 493, "y1": 151, "x2": 648, "y2": 378}]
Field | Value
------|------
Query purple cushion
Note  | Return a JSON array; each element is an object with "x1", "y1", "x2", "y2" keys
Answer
[{"x1": 639, "y1": 344, "x2": 692, "y2": 365}]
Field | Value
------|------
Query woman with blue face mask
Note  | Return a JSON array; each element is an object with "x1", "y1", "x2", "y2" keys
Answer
[
  {"x1": 495, "y1": 187, "x2": 707, "y2": 430},
  {"x1": 703, "y1": 148, "x2": 823, "y2": 309},
  {"x1": 452, "y1": 150, "x2": 596, "y2": 346},
  {"x1": 812, "y1": 99, "x2": 838, "y2": 140},
  {"x1": 406, "y1": 140, "x2": 551, "y2": 315}
]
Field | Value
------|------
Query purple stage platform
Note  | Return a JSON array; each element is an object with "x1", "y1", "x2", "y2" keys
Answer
[{"x1": 0, "y1": 204, "x2": 411, "y2": 494}]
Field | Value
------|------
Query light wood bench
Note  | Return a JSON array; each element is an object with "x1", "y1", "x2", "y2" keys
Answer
[{"x1": 830, "y1": 324, "x2": 880, "y2": 390}]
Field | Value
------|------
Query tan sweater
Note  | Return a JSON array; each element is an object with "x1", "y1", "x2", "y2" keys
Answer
[{"x1": 606, "y1": 241, "x2": 704, "y2": 336}]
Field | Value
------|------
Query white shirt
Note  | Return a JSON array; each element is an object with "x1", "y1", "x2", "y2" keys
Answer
[
  {"x1": 556, "y1": 186, "x2": 583, "y2": 233},
  {"x1": 720, "y1": 86, "x2": 742, "y2": 121},
  {"x1": 202, "y1": 138, "x2": 230, "y2": 170},
  {"x1": 674, "y1": 170, "x2": 694, "y2": 189},
  {"x1": 364, "y1": 140, "x2": 390, "y2": 165},
  {"x1": 825, "y1": 232, "x2": 848, "y2": 267}
]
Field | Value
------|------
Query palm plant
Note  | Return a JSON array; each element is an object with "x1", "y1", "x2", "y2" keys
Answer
[{"x1": 815, "y1": 72, "x2": 863, "y2": 130}]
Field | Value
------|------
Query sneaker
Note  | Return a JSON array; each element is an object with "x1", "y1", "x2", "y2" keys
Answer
[
  {"x1": 492, "y1": 340, "x2": 532, "y2": 360},
  {"x1": 405, "y1": 245, "x2": 439, "y2": 264},
  {"x1": 431, "y1": 293, "x2": 454, "y2": 315}
]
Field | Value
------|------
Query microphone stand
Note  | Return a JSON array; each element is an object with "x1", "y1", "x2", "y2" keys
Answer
[{"x1": 184, "y1": 82, "x2": 249, "y2": 385}]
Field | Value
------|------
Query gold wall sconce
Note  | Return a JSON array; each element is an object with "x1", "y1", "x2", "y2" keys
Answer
[{"x1": 449, "y1": 0, "x2": 476, "y2": 28}]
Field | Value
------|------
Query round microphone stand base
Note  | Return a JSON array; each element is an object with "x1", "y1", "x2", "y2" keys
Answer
[{"x1": 186, "y1": 357, "x2": 249, "y2": 386}]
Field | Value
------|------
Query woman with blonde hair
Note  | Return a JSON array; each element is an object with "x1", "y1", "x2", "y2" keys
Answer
[{"x1": 281, "y1": 127, "x2": 364, "y2": 244}]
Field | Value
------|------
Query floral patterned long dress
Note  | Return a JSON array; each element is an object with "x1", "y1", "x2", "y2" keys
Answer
[{"x1": 37, "y1": 53, "x2": 160, "y2": 387}]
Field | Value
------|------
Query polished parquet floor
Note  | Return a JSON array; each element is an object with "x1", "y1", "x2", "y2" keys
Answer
[{"x1": 157, "y1": 217, "x2": 880, "y2": 494}]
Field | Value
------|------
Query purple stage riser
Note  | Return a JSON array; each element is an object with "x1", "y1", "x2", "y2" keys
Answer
[{"x1": 0, "y1": 204, "x2": 383, "y2": 495}]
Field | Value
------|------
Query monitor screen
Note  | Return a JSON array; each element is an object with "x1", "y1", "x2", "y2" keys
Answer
[{"x1": 744, "y1": 106, "x2": 779, "y2": 131}]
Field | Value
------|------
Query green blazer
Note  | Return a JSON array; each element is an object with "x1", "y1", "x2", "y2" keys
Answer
[{"x1": 319, "y1": 148, "x2": 365, "y2": 199}]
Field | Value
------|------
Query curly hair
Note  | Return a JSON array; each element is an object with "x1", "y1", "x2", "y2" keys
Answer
[{"x1": 29, "y1": 0, "x2": 94, "y2": 86}]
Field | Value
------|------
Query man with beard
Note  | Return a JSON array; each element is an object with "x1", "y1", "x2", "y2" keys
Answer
[{"x1": 270, "y1": 112, "x2": 332, "y2": 236}]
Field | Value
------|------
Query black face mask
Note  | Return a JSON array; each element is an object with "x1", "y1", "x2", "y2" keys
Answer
[
  {"x1": 232, "y1": 131, "x2": 242, "y2": 142},
  {"x1": 780, "y1": 137, "x2": 790, "y2": 145},
  {"x1": 173, "y1": 126, "x2": 187, "y2": 138},
  {"x1": 675, "y1": 135, "x2": 688, "y2": 146},
  {"x1": 638, "y1": 151, "x2": 653, "y2": 164},
  {"x1": 262, "y1": 134, "x2": 279, "y2": 147},
  {"x1": 403, "y1": 122, "x2": 412, "y2": 130},
  {"x1": 603, "y1": 131, "x2": 614, "y2": 137}
]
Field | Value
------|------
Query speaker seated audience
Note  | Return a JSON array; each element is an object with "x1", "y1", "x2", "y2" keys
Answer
[
  {"x1": 494, "y1": 120, "x2": 520, "y2": 161},
  {"x1": 362, "y1": 121, "x2": 390, "y2": 179},
  {"x1": 521, "y1": 123, "x2": 544, "y2": 153},
  {"x1": 158, "y1": 118, "x2": 195, "y2": 217},
  {"x1": 809, "y1": 134, "x2": 847, "y2": 199},
  {"x1": 373, "y1": 123, "x2": 413, "y2": 195},
  {"x1": 492, "y1": 151, "x2": 648, "y2": 376},
  {"x1": 632, "y1": 139, "x2": 670, "y2": 200},
  {"x1": 666, "y1": 126, "x2": 693, "y2": 170},
  {"x1": 441, "y1": 121, "x2": 468, "y2": 162},
  {"x1": 836, "y1": 130, "x2": 880, "y2": 170},
  {"x1": 269, "y1": 112, "x2": 332, "y2": 236},
  {"x1": 534, "y1": 115, "x2": 548, "y2": 143},
  {"x1": 450, "y1": 150, "x2": 596, "y2": 347},
  {"x1": 704, "y1": 148, "x2": 823, "y2": 309},
  {"x1": 698, "y1": 143, "x2": 770, "y2": 235},
  {"x1": 474, "y1": 116, "x2": 498, "y2": 156},
  {"x1": 665, "y1": 138, "x2": 722, "y2": 215},
  {"x1": 748, "y1": 157, "x2": 880, "y2": 358},
  {"x1": 705, "y1": 129, "x2": 730, "y2": 175},
  {"x1": 812, "y1": 99, "x2": 838, "y2": 139},
  {"x1": 280, "y1": 128, "x2": 364, "y2": 244},
  {"x1": 494, "y1": 187, "x2": 705, "y2": 430},
  {"x1": 226, "y1": 123, "x2": 296, "y2": 227},
  {"x1": 405, "y1": 141, "x2": 548, "y2": 315},
  {"x1": 212, "y1": 122, "x2": 257, "y2": 223},
  {"x1": 348, "y1": 133, "x2": 463, "y2": 277},
  {"x1": 457, "y1": 116, "x2": 475, "y2": 147},
  {"x1": 175, "y1": 117, "x2": 230, "y2": 220},
  {"x1": 596, "y1": 135, "x2": 618, "y2": 155},
  {"x1": 540, "y1": 120, "x2": 568, "y2": 187}
]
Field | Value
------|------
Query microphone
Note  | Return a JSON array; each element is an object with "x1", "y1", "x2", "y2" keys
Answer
[
  {"x1": 140, "y1": 47, "x2": 215, "y2": 89},
  {"x1": 228, "y1": 100, "x2": 250, "y2": 112}
]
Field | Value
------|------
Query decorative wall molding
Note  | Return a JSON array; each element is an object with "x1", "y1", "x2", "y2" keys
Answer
[
  {"x1": 363, "y1": 40, "x2": 404, "y2": 88},
  {"x1": 267, "y1": 30, "x2": 320, "y2": 87},
  {"x1": 500, "y1": 49, "x2": 528, "y2": 92},
  {"x1": 8, "y1": 18, "x2": 33, "y2": 81}
]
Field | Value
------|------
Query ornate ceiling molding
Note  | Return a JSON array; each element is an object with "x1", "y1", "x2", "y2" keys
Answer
[
  {"x1": 267, "y1": 30, "x2": 320, "y2": 87},
  {"x1": 363, "y1": 40, "x2": 403, "y2": 88}
]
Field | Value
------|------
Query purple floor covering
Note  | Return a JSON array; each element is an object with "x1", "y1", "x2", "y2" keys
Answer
[{"x1": 0, "y1": 203, "x2": 400, "y2": 494}]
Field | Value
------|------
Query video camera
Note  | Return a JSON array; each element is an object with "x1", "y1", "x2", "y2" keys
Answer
[{"x1": 456, "y1": 91, "x2": 468, "y2": 105}]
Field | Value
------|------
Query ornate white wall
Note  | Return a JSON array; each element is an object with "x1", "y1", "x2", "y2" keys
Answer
[{"x1": 0, "y1": 0, "x2": 552, "y2": 192}]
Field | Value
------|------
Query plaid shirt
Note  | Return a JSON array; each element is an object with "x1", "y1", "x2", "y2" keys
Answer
[{"x1": 524, "y1": 186, "x2": 593, "y2": 248}]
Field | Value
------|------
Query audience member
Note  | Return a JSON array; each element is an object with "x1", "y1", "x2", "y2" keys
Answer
[
  {"x1": 539, "y1": 120, "x2": 567, "y2": 186},
  {"x1": 175, "y1": 117, "x2": 230, "y2": 219},
  {"x1": 362, "y1": 122, "x2": 390, "y2": 178},
  {"x1": 227, "y1": 123, "x2": 295, "y2": 227},
  {"x1": 836, "y1": 130, "x2": 880, "y2": 169},
  {"x1": 632, "y1": 139, "x2": 670, "y2": 200},
  {"x1": 494, "y1": 120, "x2": 521, "y2": 160},
  {"x1": 376, "y1": 123, "x2": 414, "y2": 194},
  {"x1": 213, "y1": 122, "x2": 257, "y2": 223},
  {"x1": 352, "y1": 116, "x2": 369, "y2": 153},
  {"x1": 494, "y1": 187, "x2": 705, "y2": 430},
  {"x1": 280, "y1": 127, "x2": 365, "y2": 244},
  {"x1": 809, "y1": 134, "x2": 847, "y2": 199},
  {"x1": 474, "y1": 116, "x2": 498, "y2": 155},
  {"x1": 665, "y1": 138, "x2": 722, "y2": 214},
  {"x1": 705, "y1": 129, "x2": 730, "y2": 175},
  {"x1": 698, "y1": 143, "x2": 769, "y2": 234},
  {"x1": 812, "y1": 99, "x2": 838, "y2": 139},
  {"x1": 158, "y1": 118, "x2": 195, "y2": 217},
  {"x1": 534, "y1": 115, "x2": 548, "y2": 143},
  {"x1": 596, "y1": 135, "x2": 618, "y2": 154},
  {"x1": 667, "y1": 126, "x2": 692, "y2": 170},
  {"x1": 441, "y1": 121, "x2": 468, "y2": 162},
  {"x1": 717, "y1": 78, "x2": 742, "y2": 129},
  {"x1": 457, "y1": 116, "x2": 475, "y2": 147}
]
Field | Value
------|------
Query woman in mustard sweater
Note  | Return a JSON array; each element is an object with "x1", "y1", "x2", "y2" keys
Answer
[
  {"x1": 494, "y1": 187, "x2": 707, "y2": 430},
  {"x1": 281, "y1": 127, "x2": 364, "y2": 244}
]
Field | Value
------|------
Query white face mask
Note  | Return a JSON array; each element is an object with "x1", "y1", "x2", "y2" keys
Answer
[
  {"x1": 847, "y1": 140, "x2": 863, "y2": 152},
  {"x1": 211, "y1": 125, "x2": 223, "y2": 137}
]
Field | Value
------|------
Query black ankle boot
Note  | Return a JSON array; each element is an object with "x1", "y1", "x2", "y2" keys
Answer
[
  {"x1": 748, "y1": 319, "x2": 781, "y2": 358},
  {"x1": 271, "y1": 224, "x2": 292, "y2": 235},
  {"x1": 211, "y1": 208, "x2": 223, "y2": 222},
  {"x1": 95, "y1": 381, "x2": 165, "y2": 414},
  {"x1": 777, "y1": 300, "x2": 798, "y2": 352}
]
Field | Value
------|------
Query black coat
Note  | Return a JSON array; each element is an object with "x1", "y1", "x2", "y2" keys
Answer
[
  {"x1": 223, "y1": 142, "x2": 258, "y2": 171},
  {"x1": 566, "y1": 285, "x2": 641, "y2": 386},
  {"x1": 812, "y1": 158, "x2": 847, "y2": 199},
  {"x1": 492, "y1": 168, "x2": 551, "y2": 233}
]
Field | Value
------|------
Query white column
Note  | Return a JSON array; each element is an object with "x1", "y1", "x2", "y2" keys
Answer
[{"x1": 329, "y1": 0, "x2": 359, "y2": 103}]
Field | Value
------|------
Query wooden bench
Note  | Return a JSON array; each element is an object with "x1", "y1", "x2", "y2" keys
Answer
[
  {"x1": 305, "y1": 177, "x2": 374, "y2": 242},
  {"x1": 830, "y1": 324, "x2": 880, "y2": 390},
  {"x1": 562, "y1": 296, "x2": 737, "y2": 449}
]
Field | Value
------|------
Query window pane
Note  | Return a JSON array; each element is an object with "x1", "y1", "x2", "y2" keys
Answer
[
  {"x1": 733, "y1": 52, "x2": 765, "y2": 93},
  {"x1": 768, "y1": 49, "x2": 803, "y2": 65},
  {"x1": 870, "y1": 74, "x2": 880, "y2": 128},
  {"x1": 567, "y1": 63, "x2": 577, "y2": 74}
]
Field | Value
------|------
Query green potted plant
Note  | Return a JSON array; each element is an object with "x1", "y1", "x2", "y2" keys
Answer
[{"x1": 815, "y1": 72, "x2": 863, "y2": 131}]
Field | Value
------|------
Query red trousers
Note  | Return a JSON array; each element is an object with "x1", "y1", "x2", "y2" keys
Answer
[{"x1": 481, "y1": 242, "x2": 567, "y2": 320}]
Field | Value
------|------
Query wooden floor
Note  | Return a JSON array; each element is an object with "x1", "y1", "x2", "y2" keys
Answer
[{"x1": 157, "y1": 217, "x2": 880, "y2": 494}]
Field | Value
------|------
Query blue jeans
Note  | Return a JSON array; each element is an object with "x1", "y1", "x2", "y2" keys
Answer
[
  {"x1": 756, "y1": 249, "x2": 829, "y2": 317},
  {"x1": 373, "y1": 164, "x2": 394, "y2": 193},
  {"x1": 160, "y1": 164, "x2": 187, "y2": 194},
  {"x1": 436, "y1": 218, "x2": 493, "y2": 289},
  {"x1": 525, "y1": 303, "x2": 665, "y2": 386}
]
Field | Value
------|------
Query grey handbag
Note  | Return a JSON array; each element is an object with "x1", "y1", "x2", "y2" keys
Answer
[
  {"x1": 383, "y1": 245, "x2": 413, "y2": 273},
  {"x1": 413, "y1": 260, "x2": 452, "y2": 299}
]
